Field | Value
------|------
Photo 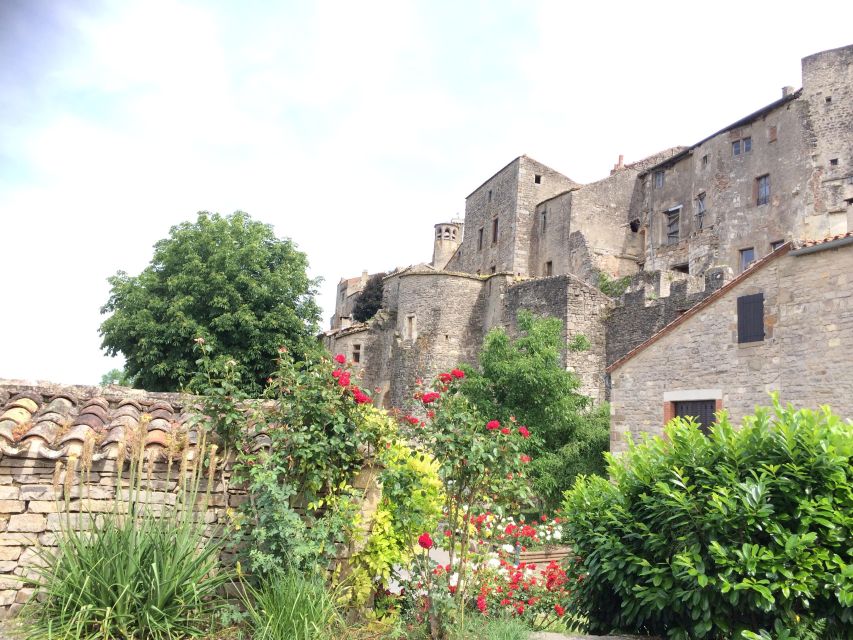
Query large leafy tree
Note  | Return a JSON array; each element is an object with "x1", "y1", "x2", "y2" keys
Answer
[
  {"x1": 100, "y1": 211, "x2": 321, "y2": 394},
  {"x1": 352, "y1": 272, "x2": 386, "y2": 323},
  {"x1": 458, "y1": 310, "x2": 609, "y2": 509}
]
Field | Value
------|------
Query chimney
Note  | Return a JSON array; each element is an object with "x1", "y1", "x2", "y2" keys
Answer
[
  {"x1": 782, "y1": 86, "x2": 795, "y2": 97},
  {"x1": 610, "y1": 154, "x2": 626, "y2": 176},
  {"x1": 360, "y1": 270, "x2": 369, "y2": 287}
]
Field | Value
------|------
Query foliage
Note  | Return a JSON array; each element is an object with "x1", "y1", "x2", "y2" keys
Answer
[
  {"x1": 561, "y1": 399, "x2": 853, "y2": 639},
  {"x1": 99, "y1": 211, "x2": 321, "y2": 394},
  {"x1": 239, "y1": 569, "x2": 341, "y2": 640},
  {"x1": 99, "y1": 367, "x2": 133, "y2": 386},
  {"x1": 458, "y1": 311, "x2": 609, "y2": 509},
  {"x1": 399, "y1": 370, "x2": 535, "y2": 637},
  {"x1": 24, "y1": 429, "x2": 230, "y2": 640},
  {"x1": 231, "y1": 349, "x2": 382, "y2": 575},
  {"x1": 346, "y1": 440, "x2": 444, "y2": 607},
  {"x1": 597, "y1": 272, "x2": 630, "y2": 297},
  {"x1": 352, "y1": 272, "x2": 386, "y2": 323}
]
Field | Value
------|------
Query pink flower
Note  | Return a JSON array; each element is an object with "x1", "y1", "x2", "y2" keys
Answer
[
  {"x1": 518, "y1": 426, "x2": 530, "y2": 439},
  {"x1": 520, "y1": 454, "x2": 531, "y2": 464},
  {"x1": 486, "y1": 420, "x2": 500, "y2": 431},
  {"x1": 476, "y1": 594, "x2": 487, "y2": 613},
  {"x1": 334, "y1": 353, "x2": 346, "y2": 364},
  {"x1": 418, "y1": 532, "x2": 434, "y2": 549},
  {"x1": 451, "y1": 368, "x2": 465, "y2": 379}
]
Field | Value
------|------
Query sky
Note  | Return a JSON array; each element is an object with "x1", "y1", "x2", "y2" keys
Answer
[{"x1": 1, "y1": 0, "x2": 851, "y2": 385}]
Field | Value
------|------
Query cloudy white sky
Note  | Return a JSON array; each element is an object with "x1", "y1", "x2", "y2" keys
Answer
[{"x1": 1, "y1": 0, "x2": 851, "y2": 385}]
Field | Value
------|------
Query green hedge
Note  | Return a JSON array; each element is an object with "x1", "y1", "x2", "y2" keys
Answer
[{"x1": 561, "y1": 399, "x2": 853, "y2": 639}]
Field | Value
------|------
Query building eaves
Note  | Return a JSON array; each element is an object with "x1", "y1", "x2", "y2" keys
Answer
[
  {"x1": 638, "y1": 90, "x2": 803, "y2": 177},
  {"x1": 606, "y1": 242, "x2": 793, "y2": 373},
  {"x1": 791, "y1": 231, "x2": 853, "y2": 255},
  {"x1": 535, "y1": 187, "x2": 580, "y2": 208},
  {"x1": 466, "y1": 156, "x2": 523, "y2": 199}
]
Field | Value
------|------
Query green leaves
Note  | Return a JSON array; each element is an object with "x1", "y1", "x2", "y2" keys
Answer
[
  {"x1": 561, "y1": 401, "x2": 853, "y2": 637},
  {"x1": 100, "y1": 211, "x2": 321, "y2": 394}
]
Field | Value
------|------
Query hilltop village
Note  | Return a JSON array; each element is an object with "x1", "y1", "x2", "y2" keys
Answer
[{"x1": 324, "y1": 44, "x2": 853, "y2": 444}]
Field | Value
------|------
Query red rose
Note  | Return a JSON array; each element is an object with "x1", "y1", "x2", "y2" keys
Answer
[
  {"x1": 501, "y1": 427, "x2": 510, "y2": 435},
  {"x1": 444, "y1": 529, "x2": 452, "y2": 537},
  {"x1": 421, "y1": 392, "x2": 440, "y2": 404},
  {"x1": 417, "y1": 532, "x2": 434, "y2": 549},
  {"x1": 451, "y1": 368, "x2": 465, "y2": 379},
  {"x1": 518, "y1": 426, "x2": 530, "y2": 438},
  {"x1": 353, "y1": 390, "x2": 370, "y2": 404},
  {"x1": 515, "y1": 603, "x2": 524, "y2": 615},
  {"x1": 520, "y1": 454, "x2": 531, "y2": 464},
  {"x1": 332, "y1": 368, "x2": 343, "y2": 379},
  {"x1": 476, "y1": 594, "x2": 487, "y2": 613},
  {"x1": 334, "y1": 353, "x2": 346, "y2": 364},
  {"x1": 338, "y1": 372, "x2": 351, "y2": 387},
  {"x1": 438, "y1": 372, "x2": 452, "y2": 383},
  {"x1": 486, "y1": 420, "x2": 500, "y2": 431},
  {"x1": 406, "y1": 415, "x2": 420, "y2": 425},
  {"x1": 554, "y1": 604, "x2": 565, "y2": 617}
]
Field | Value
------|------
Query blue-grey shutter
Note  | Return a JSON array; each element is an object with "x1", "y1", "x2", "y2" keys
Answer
[{"x1": 737, "y1": 293, "x2": 764, "y2": 343}]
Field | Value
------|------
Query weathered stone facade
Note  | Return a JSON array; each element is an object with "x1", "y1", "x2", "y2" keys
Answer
[
  {"x1": 608, "y1": 238, "x2": 853, "y2": 453},
  {"x1": 325, "y1": 45, "x2": 852, "y2": 416}
]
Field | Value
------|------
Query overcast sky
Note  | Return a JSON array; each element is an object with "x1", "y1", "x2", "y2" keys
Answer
[{"x1": 1, "y1": 0, "x2": 851, "y2": 385}]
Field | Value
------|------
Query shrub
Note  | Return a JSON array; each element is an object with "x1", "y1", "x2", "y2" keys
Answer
[
  {"x1": 240, "y1": 569, "x2": 341, "y2": 640},
  {"x1": 561, "y1": 399, "x2": 853, "y2": 639},
  {"x1": 25, "y1": 434, "x2": 230, "y2": 640}
]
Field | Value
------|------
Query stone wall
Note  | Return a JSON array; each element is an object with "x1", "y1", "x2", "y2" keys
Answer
[
  {"x1": 609, "y1": 243, "x2": 853, "y2": 454},
  {"x1": 605, "y1": 267, "x2": 730, "y2": 367}
]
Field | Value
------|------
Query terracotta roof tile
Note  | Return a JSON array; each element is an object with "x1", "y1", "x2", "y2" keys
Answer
[{"x1": 795, "y1": 231, "x2": 853, "y2": 249}]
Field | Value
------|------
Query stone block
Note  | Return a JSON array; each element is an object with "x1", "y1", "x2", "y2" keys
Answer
[
  {"x1": 6, "y1": 514, "x2": 46, "y2": 533},
  {"x1": 0, "y1": 533, "x2": 37, "y2": 546},
  {"x1": 0, "y1": 576, "x2": 20, "y2": 590},
  {"x1": 0, "y1": 590, "x2": 15, "y2": 606},
  {"x1": 19, "y1": 485, "x2": 60, "y2": 501},
  {"x1": 15, "y1": 587, "x2": 34, "y2": 604},
  {"x1": 27, "y1": 501, "x2": 62, "y2": 513},
  {"x1": 0, "y1": 501, "x2": 24, "y2": 514},
  {"x1": 0, "y1": 487, "x2": 20, "y2": 500},
  {"x1": 0, "y1": 562, "x2": 16, "y2": 572},
  {"x1": 0, "y1": 547, "x2": 21, "y2": 561}
]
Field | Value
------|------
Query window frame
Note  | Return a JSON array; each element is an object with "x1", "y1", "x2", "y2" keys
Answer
[
  {"x1": 492, "y1": 218, "x2": 499, "y2": 244},
  {"x1": 739, "y1": 247, "x2": 755, "y2": 272},
  {"x1": 737, "y1": 292, "x2": 765, "y2": 344},
  {"x1": 654, "y1": 170, "x2": 665, "y2": 189},
  {"x1": 477, "y1": 228, "x2": 484, "y2": 251},
  {"x1": 756, "y1": 174, "x2": 770, "y2": 206},
  {"x1": 665, "y1": 206, "x2": 681, "y2": 245}
]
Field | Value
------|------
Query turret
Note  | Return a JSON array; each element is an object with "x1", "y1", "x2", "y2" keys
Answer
[{"x1": 432, "y1": 222, "x2": 462, "y2": 270}]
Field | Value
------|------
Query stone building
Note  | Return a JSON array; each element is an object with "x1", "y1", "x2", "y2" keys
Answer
[
  {"x1": 607, "y1": 233, "x2": 853, "y2": 453},
  {"x1": 325, "y1": 45, "x2": 851, "y2": 415}
]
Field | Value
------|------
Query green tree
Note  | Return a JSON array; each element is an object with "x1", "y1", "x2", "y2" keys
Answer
[
  {"x1": 458, "y1": 311, "x2": 609, "y2": 510},
  {"x1": 99, "y1": 211, "x2": 321, "y2": 394},
  {"x1": 351, "y1": 272, "x2": 386, "y2": 323},
  {"x1": 99, "y1": 368, "x2": 133, "y2": 387}
]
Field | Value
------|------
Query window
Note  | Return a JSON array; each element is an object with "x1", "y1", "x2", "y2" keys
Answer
[
  {"x1": 696, "y1": 192, "x2": 706, "y2": 229},
  {"x1": 352, "y1": 344, "x2": 361, "y2": 363},
  {"x1": 488, "y1": 189, "x2": 492, "y2": 202},
  {"x1": 672, "y1": 263, "x2": 689, "y2": 274},
  {"x1": 534, "y1": 174, "x2": 542, "y2": 184},
  {"x1": 541, "y1": 210, "x2": 547, "y2": 232},
  {"x1": 756, "y1": 174, "x2": 770, "y2": 206},
  {"x1": 830, "y1": 158, "x2": 839, "y2": 166},
  {"x1": 545, "y1": 261, "x2": 553, "y2": 276},
  {"x1": 701, "y1": 154, "x2": 709, "y2": 167},
  {"x1": 674, "y1": 400, "x2": 717, "y2": 434},
  {"x1": 340, "y1": 289, "x2": 346, "y2": 301},
  {"x1": 477, "y1": 228, "x2": 484, "y2": 251},
  {"x1": 737, "y1": 292, "x2": 764, "y2": 343},
  {"x1": 665, "y1": 208, "x2": 680, "y2": 244},
  {"x1": 740, "y1": 247, "x2": 755, "y2": 272},
  {"x1": 770, "y1": 239, "x2": 785, "y2": 251},
  {"x1": 732, "y1": 136, "x2": 752, "y2": 156},
  {"x1": 492, "y1": 218, "x2": 499, "y2": 244},
  {"x1": 654, "y1": 170, "x2": 664, "y2": 189},
  {"x1": 768, "y1": 125, "x2": 777, "y2": 143},
  {"x1": 489, "y1": 265, "x2": 496, "y2": 274},
  {"x1": 405, "y1": 315, "x2": 416, "y2": 341}
]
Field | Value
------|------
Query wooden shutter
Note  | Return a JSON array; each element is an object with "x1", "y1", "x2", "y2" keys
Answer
[
  {"x1": 737, "y1": 293, "x2": 764, "y2": 343},
  {"x1": 674, "y1": 400, "x2": 716, "y2": 434}
]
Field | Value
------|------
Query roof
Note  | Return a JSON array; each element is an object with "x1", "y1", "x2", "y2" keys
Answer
[
  {"x1": 0, "y1": 381, "x2": 271, "y2": 461},
  {"x1": 791, "y1": 231, "x2": 853, "y2": 254},
  {"x1": 639, "y1": 90, "x2": 803, "y2": 176},
  {"x1": 607, "y1": 242, "x2": 792, "y2": 373},
  {"x1": 465, "y1": 155, "x2": 577, "y2": 199}
]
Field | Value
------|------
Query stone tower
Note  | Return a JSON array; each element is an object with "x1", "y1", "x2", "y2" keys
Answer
[{"x1": 432, "y1": 222, "x2": 462, "y2": 270}]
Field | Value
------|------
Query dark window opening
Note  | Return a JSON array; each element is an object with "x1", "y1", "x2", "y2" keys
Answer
[
  {"x1": 477, "y1": 228, "x2": 484, "y2": 251},
  {"x1": 732, "y1": 140, "x2": 740, "y2": 156},
  {"x1": 696, "y1": 192, "x2": 706, "y2": 229},
  {"x1": 757, "y1": 174, "x2": 770, "y2": 206},
  {"x1": 672, "y1": 263, "x2": 689, "y2": 274},
  {"x1": 732, "y1": 137, "x2": 752, "y2": 156},
  {"x1": 740, "y1": 247, "x2": 755, "y2": 272},
  {"x1": 674, "y1": 399, "x2": 717, "y2": 434},
  {"x1": 352, "y1": 344, "x2": 361, "y2": 363},
  {"x1": 737, "y1": 292, "x2": 764, "y2": 343},
  {"x1": 702, "y1": 154, "x2": 709, "y2": 167},
  {"x1": 665, "y1": 209, "x2": 680, "y2": 244},
  {"x1": 654, "y1": 170, "x2": 664, "y2": 189},
  {"x1": 490, "y1": 265, "x2": 496, "y2": 274},
  {"x1": 770, "y1": 239, "x2": 785, "y2": 251},
  {"x1": 743, "y1": 137, "x2": 752, "y2": 153},
  {"x1": 545, "y1": 261, "x2": 553, "y2": 276},
  {"x1": 541, "y1": 210, "x2": 547, "y2": 232},
  {"x1": 825, "y1": 96, "x2": 832, "y2": 103},
  {"x1": 534, "y1": 174, "x2": 542, "y2": 184},
  {"x1": 492, "y1": 218, "x2": 499, "y2": 244},
  {"x1": 629, "y1": 218, "x2": 640, "y2": 233},
  {"x1": 488, "y1": 189, "x2": 492, "y2": 202},
  {"x1": 830, "y1": 158, "x2": 839, "y2": 166}
]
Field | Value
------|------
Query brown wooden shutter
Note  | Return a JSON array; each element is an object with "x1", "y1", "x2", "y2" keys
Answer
[
  {"x1": 674, "y1": 400, "x2": 717, "y2": 433},
  {"x1": 737, "y1": 293, "x2": 764, "y2": 343}
]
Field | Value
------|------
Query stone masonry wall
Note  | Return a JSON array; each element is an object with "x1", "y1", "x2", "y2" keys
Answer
[{"x1": 609, "y1": 244, "x2": 853, "y2": 454}]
